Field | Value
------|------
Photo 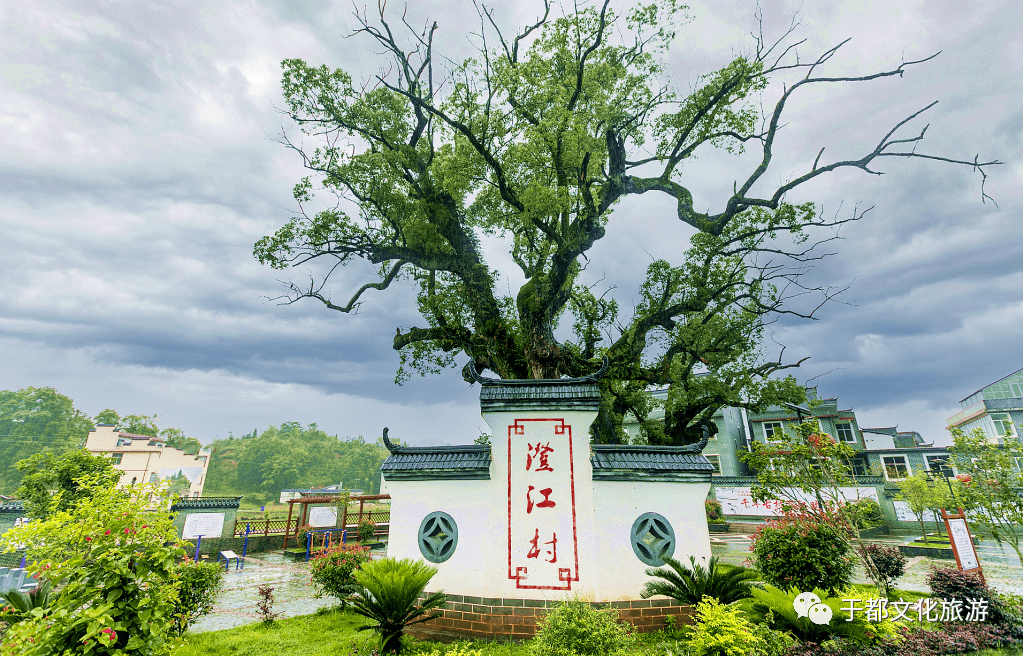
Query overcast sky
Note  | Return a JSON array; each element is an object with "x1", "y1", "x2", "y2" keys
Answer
[{"x1": 1, "y1": 0, "x2": 1019, "y2": 448}]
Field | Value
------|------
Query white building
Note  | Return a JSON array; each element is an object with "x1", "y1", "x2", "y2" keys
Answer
[{"x1": 85, "y1": 424, "x2": 210, "y2": 497}]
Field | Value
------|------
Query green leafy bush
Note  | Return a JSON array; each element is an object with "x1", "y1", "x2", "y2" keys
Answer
[
  {"x1": 357, "y1": 519, "x2": 377, "y2": 543},
  {"x1": 348, "y1": 557, "x2": 447, "y2": 654},
  {"x1": 0, "y1": 580, "x2": 53, "y2": 623},
  {"x1": 170, "y1": 558, "x2": 225, "y2": 636},
  {"x1": 310, "y1": 544, "x2": 372, "y2": 606},
  {"x1": 642, "y1": 555, "x2": 758, "y2": 605},
  {"x1": 748, "y1": 513, "x2": 854, "y2": 595},
  {"x1": 705, "y1": 500, "x2": 726, "y2": 523},
  {"x1": 688, "y1": 596, "x2": 764, "y2": 656},
  {"x1": 0, "y1": 476, "x2": 184, "y2": 656},
  {"x1": 859, "y1": 543, "x2": 906, "y2": 598},
  {"x1": 532, "y1": 598, "x2": 636, "y2": 656},
  {"x1": 295, "y1": 524, "x2": 314, "y2": 547}
]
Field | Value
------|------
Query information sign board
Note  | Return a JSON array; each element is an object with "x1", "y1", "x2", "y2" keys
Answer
[{"x1": 182, "y1": 512, "x2": 225, "y2": 539}]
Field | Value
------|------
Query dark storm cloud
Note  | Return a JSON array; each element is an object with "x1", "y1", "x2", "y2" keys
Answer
[{"x1": 0, "y1": 0, "x2": 1019, "y2": 445}]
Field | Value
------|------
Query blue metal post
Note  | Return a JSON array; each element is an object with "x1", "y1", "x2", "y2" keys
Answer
[
  {"x1": 261, "y1": 505, "x2": 265, "y2": 512},
  {"x1": 342, "y1": 529, "x2": 346, "y2": 545},
  {"x1": 194, "y1": 536, "x2": 202, "y2": 561},
  {"x1": 305, "y1": 531, "x2": 312, "y2": 561},
  {"x1": 241, "y1": 525, "x2": 250, "y2": 570},
  {"x1": 19, "y1": 556, "x2": 25, "y2": 568}
]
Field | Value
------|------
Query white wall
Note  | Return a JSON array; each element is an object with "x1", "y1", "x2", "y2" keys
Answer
[{"x1": 862, "y1": 431, "x2": 896, "y2": 450}]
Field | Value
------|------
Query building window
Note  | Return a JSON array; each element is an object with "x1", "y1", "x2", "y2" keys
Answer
[
  {"x1": 706, "y1": 455, "x2": 721, "y2": 475},
  {"x1": 116, "y1": 438, "x2": 130, "y2": 447},
  {"x1": 110, "y1": 453, "x2": 123, "y2": 465},
  {"x1": 836, "y1": 423, "x2": 856, "y2": 444},
  {"x1": 848, "y1": 456, "x2": 868, "y2": 477},
  {"x1": 925, "y1": 455, "x2": 950, "y2": 473},
  {"x1": 882, "y1": 455, "x2": 910, "y2": 480},
  {"x1": 991, "y1": 413, "x2": 1014, "y2": 437},
  {"x1": 763, "y1": 422, "x2": 784, "y2": 442}
]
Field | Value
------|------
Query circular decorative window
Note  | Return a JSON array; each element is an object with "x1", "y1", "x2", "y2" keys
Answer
[
  {"x1": 418, "y1": 511, "x2": 458, "y2": 563},
  {"x1": 630, "y1": 512, "x2": 676, "y2": 566}
]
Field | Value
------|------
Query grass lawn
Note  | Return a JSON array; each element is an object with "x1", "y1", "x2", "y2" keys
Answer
[{"x1": 177, "y1": 607, "x2": 684, "y2": 656}]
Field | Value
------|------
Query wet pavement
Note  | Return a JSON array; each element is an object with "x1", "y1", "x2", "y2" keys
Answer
[
  {"x1": 712, "y1": 531, "x2": 1023, "y2": 594},
  {"x1": 189, "y1": 533, "x2": 1023, "y2": 635}
]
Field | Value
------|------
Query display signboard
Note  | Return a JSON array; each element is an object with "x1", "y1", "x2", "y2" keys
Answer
[
  {"x1": 942, "y1": 508, "x2": 984, "y2": 582},
  {"x1": 507, "y1": 418, "x2": 579, "y2": 591},
  {"x1": 715, "y1": 486, "x2": 879, "y2": 517},
  {"x1": 308, "y1": 506, "x2": 338, "y2": 528},
  {"x1": 182, "y1": 512, "x2": 225, "y2": 539},
  {"x1": 893, "y1": 500, "x2": 939, "y2": 523}
]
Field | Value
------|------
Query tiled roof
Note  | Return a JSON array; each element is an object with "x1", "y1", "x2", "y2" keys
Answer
[
  {"x1": 169, "y1": 496, "x2": 241, "y2": 510},
  {"x1": 479, "y1": 382, "x2": 602, "y2": 412},
  {"x1": 0, "y1": 501, "x2": 25, "y2": 513},
  {"x1": 381, "y1": 435, "x2": 492, "y2": 480},
  {"x1": 591, "y1": 445, "x2": 714, "y2": 482}
]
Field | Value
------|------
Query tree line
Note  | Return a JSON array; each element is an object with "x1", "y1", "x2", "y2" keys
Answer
[{"x1": 0, "y1": 387, "x2": 389, "y2": 502}]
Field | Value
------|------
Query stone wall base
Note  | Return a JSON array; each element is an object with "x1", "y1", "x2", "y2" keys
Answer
[{"x1": 406, "y1": 593, "x2": 693, "y2": 642}]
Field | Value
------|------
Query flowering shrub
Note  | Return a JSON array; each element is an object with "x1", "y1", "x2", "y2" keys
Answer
[
  {"x1": 310, "y1": 544, "x2": 372, "y2": 606},
  {"x1": 0, "y1": 477, "x2": 184, "y2": 655},
  {"x1": 170, "y1": 557, "x2": 225, "y2": 636},
  {"x1": 705, "y1": 500, "x2": 726, "y2": 523},
  {"x1": 925, "y1": 566, "x2": 1013, "y2": 624},
  {"x1": 748, "y1": 511, "x2": 854, "y2": 595}
]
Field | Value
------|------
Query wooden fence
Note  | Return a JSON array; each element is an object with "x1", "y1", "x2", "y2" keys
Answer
[{"x1": 231, "y1": 510, "x2": 392, "y2": 538}]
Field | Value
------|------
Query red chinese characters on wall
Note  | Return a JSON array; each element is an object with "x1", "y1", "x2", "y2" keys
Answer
[{"x1": 507, "y1": 418, "x2": 579, "y2": 590}]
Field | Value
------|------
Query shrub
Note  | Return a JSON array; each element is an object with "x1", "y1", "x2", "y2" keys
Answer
[
  {"x1": 687, "y1": 596, "x2": 764, "y2": 656},
  {"x1": 748, "y1": 513, "x2": 854, "y2": 595},
  {"x1": 310, "y1": 544, "x2": 372, "y2": 606},
  {"x1": 358, "y1": 519, "x2": 377, "y2": 543},
  {"x1": 348, "y1": 557, "x2": 447, "y2": 654},
  {"x1": 705, "y1": 500, "x2": 726, "y2": 523},
  {"x1": 295, "y1": 524, "x2": 314, "y2": 547},
  {"x1": 171, "y1": 558, "x2": 225, "y2": 636},
  {"x1": 925, "y1": 566, "x2": 1012, "y2": 624},
  {"x1": 532, "y1": 598, "x2": 636, "y2": 656},
  {"x1": 642, "y1": 555, "x2": 758, "y2": 605},
  {"x1": 0, "y1": 477, "x2": 184, "y2": 656},
  {"x1": 744, "y1": 585, "x2": 872, "y2": 645},
  {"x1": 256, "y1": 584, "x2": 283, "y2": 624},
  {"x1": 859, "y1": 544, "x2": 906, "y2": 598}
]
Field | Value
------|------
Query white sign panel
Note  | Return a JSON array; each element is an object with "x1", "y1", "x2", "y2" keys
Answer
[
  {"x1": 182, "y1": 512, "x2": 225, "y2": 539},
  {"x1": 893, "y1": 500, "x2": 939, "y2": 523},
  {"x1": 715, "y1": 487, "x2": 878, "y2": 517},
  {"x1": 948, "y1": 518, "x2": 980, "y2": 571},
  {"x1": 507, "y1": 418, "x2": 579, "y2": 591},
  {"x1": 308, "y1": 506, "x2": 338, "y2": 528}
]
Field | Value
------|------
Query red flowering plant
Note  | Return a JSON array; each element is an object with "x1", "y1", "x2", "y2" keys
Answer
[
  {"x1": 0, "y1": 475, "x2": 185, "y2": 655},
  {"x1": 740, "y1": 419, "x2": 887, "y2": 593}
]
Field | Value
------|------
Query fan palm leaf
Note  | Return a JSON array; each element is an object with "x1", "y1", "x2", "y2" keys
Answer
[{"x1": 641, "y1": 556, "x2": 758, "y2": 605}]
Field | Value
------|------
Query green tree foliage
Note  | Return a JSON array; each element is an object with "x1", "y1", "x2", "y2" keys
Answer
[
  {"x1": 532, "y1": 598, "x2": 636, "y2": 656},
  {"x1": 348, "y1": 557, "x2": 447, "y2": 654},
  {"x1": 93, "y1": 409, "x2": 120, "y2": 425},
  {"x1": 119, "y1": 413, "x2": 159, "y2": 436},
  {"x1": 204, "y1": 423, "x2": 389, "y2": 500},
  {"x1": 256, "y1": 0, "x2": 996, "y2": 444},
  {"x1": 0, "y1": 387, "x2": 95, "y2": 494},
  {"x1": 895, "y1": 471, "x2": 951, "y2": 541},
  {"x1": 745, "y1": 585, "x2": 870, "y2": 645},
  {"x1": 687, "y1": 596, "x2": 766, "y2": 656},
  {"x1": 0, "y1": 476, "x2": 184, "y2": 655},
  {"x1": 641, "y1": 555, "x2": 758, "y2": 605},
  {"x1": 948, "y1": 426, "x2": 1023, "y2": 567},
  {"x1": 158, "y1": 427, "x2": 204, "y2": 455},
  {"x1": 15, "y1": 449, "x2": 120, "y2": 520}
]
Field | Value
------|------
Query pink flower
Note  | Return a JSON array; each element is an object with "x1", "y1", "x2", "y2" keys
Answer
[
  {"x1": 85, "y1": 536, "x2": 92, "y2": 542},
  {"x1": 125, "y1": 527, "x2": 132, "y2": 535},
  {"x1": 105, "y1": 529, "x2": 111, "y2": 536}
]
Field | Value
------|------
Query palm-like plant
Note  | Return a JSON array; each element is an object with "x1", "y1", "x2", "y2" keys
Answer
[
  {"x1": 0, "y1": 580, "x2": 53, "y2": 622},
  {"x1": 347, "y1": 557, "x2": 447, "y2": 654},
  {"x1": 641, "y1": 556, "x2": 758, "y2": 605}
]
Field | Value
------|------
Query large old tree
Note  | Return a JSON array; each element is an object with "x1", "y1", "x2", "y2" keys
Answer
[{"x1": 256, "y1": 1, "x2": 997, "y2": 444}]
